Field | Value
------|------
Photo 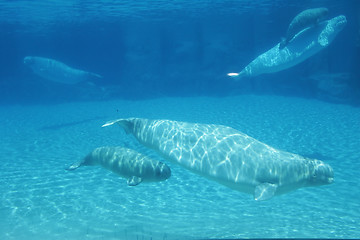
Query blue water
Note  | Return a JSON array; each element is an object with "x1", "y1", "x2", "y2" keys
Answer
[{"x1": 0, "y1": 1, "x2": 359, "y2": 239}]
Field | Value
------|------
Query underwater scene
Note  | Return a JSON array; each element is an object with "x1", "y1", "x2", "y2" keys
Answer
[{"x1": 0, "y1": 0, "x2": 359, "y2": 239}]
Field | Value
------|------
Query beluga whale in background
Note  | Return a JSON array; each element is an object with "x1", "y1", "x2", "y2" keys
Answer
[
  {"x1": 66, "y1": 146, "x2": 171, "y2": 186},
  {"x1": 24, "y1": 56, "x2": 103, "y2": 84},
  {"x1": 102, "y1": 118, "x2": 334, "y2": 201},
  {"x1": 227, "y1": 15, "x2": 347, "y2": 80},
  {"x1": 279, "y1": 7, "x2": 329, "y2": 49}
]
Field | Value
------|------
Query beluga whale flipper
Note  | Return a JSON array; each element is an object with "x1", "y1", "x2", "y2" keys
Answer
[
  {"x1": 102, "y1": 118, "x2": 334, "y2": 201},
  {"x1": 279, "y1": 7, "x2": 329, "y2": 49},
  {"x1": 24, "y1": 56, "x2": 103, "y2": 84},
  {"x1": 227, "y1": 15, "x2": 347, "y2": 80},
  {"x1": 66, "y1": 146, "x2": 171, "y2": 186}
]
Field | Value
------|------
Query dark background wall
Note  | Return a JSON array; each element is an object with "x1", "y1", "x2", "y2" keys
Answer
[{"x1": 0, "y1": 0, "x2": 359, "y2": 105}]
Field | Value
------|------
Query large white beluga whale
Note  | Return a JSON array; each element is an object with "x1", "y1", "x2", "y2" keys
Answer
[
  {"x1": 102, "y1": 118, "x2": 334, "y2": 201},
  {"x1": 227, "y1": 15, "x2": 347, "y2": 80},
  {"x1": 24, "y1": 56, "x2": 103, "y2": 84}
]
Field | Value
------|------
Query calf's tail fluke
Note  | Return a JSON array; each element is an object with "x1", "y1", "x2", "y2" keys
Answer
[{"x1": 65, "y1": 161, "x2": 83, "y2": 171}]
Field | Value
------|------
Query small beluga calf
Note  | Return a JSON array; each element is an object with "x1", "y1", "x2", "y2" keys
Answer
[
  {"x1": 103, "y1": 118, "x2": 334, "y2": 201},
  {"x1": 279, "y1": 7, "x2": 329, "y2": 49},
  {"x1": 67, "y1": 146, "x2": 171, "y2": 186}
]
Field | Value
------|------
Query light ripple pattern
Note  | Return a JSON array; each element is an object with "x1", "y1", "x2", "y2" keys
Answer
[{"x1": 0, "y1": 95, "x2": 359, "y2": 239}]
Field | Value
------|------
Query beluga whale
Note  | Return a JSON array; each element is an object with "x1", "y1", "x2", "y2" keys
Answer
[
  {"x1": 24, "y1": 56, "x2": 103, "y2": 84},
  {"x1": 227, "y1": 15, "x2": 347, "y2": 80},
  {"x1": 279, "y1": 7, "x2": 329, "y2": 49},
  {"x1": 66, "y1": 146, "x2": 171, "y2": 186},
  {"x1": 102, "y1": 118, "x2": 334, "y2": 201}
]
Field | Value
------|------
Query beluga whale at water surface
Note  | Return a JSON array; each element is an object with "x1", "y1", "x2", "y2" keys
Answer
[
  {"x1": 66, "y1": 146, "x2": 171, "y2": 186},
  {"x1": 102, "y1": 118, "x2": 334, "y2": 201},
  {"x1": 24, "y1": 56, "x2": 103, "y2": 84},
  {"x1": 227, "y1": 15, "x2": 347, "y2": 80}
]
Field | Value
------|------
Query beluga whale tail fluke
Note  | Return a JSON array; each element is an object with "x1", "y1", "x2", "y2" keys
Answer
[
  {"x1": 102, "y1": 118, "x2": 334, "y2": 201},
  {"x1": 24, "y1": 56, "x2": 103, "y2": 85},
  {"x1": 227, "y1": 15, "x2": 346, "y2": 80},
  {"x1": 66, "y1": 146, "x2": 171, "y2": 186}
]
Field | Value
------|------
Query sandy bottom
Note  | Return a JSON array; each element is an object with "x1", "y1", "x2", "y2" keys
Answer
[{"x1": 1, "y1": 95, "x2": 359, "y2": 239}]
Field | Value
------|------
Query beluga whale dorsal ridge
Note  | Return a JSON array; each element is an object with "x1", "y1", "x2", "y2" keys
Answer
[
  {"x1": 24, "y1": 56, "x2": 103, "y2": 84},
  {"x1": 279, "y1": 7, "x2": 329, "y2": 49},
  {"x1": 102, "y1": 118, "x2": 334, "y2": 201},
  {"x1": 227, "y1": 15, "x2": 347, "y2": 80},
  {"x1": 67, "y1": 146, "x2": 171, "y2": 186}
]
